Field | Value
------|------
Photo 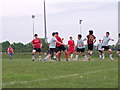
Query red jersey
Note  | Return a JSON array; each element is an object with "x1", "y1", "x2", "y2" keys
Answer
[
  {"x1": 56, "y1": 36, "x2": 63, "y2": 47},
  {"x1": 8, "y1": 48, "x2": 13, "y2": 53},
  {"x1": 32, "y1": 39, "x2": 41, "y2": 48},
  {"x1": 68, "y1": 40, "x2": 75, "y2": 48},
  {"x1": 87, "y1": 35, "x2": 96, "y2": 44},
  {"x1": 68, "y1": 40, "x2": 75, "y2": 54}
]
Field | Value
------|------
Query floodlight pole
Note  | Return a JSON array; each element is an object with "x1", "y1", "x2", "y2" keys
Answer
[
  {"x1": 32, "y1": 15, "x2": 35, "y2": 39},
  {"x1": 79, "y1": 19, "x2": 82, "y2": 34},
  {"x1": 44, "y1": 0, "x2": 47, "y2": 43}
]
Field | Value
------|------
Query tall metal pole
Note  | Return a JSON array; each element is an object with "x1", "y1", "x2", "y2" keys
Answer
[
  {"x1": 32, "y1": 15, "x2": 35, "y2": 39},
  {"x1": 44, "y1": 0, "x2": 47, "y2": 43},
  {"x1": 79, "y1": 19, "x2": 82, "y2": 34}
]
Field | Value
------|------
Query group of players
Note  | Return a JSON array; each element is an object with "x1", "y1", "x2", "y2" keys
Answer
[{"x1": 29, "y1": 30, "x2": 120, "y2": 61}]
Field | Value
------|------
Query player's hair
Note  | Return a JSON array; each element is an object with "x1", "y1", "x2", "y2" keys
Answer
[
  {"x1": 106, "y1": 32, "x2": 110, "y2": 35},
  {"x1": 55, "y1": 32, "x2": 59, "y2": 34},
  {"x1": 99, "y1": 39, "x2": 101, "y2": 41},
  {"x1": 78, "y1": 34, "x2": 82, "y2": 38},
  {"x1": 70, "y1": 36, "x2": 72, "y2": 39},
  {"x1": 34, "y1": 34, "x2": 38, "y2": 36},
  {"x1": 52, "y1": 32, "x2": 56, "y2": 36},
  {"x1": 119, "y1": 33, "x2": 120, "y2": 36},
  {"x1": 89, "y1": 30, "x2": 93, "y2": 35}
]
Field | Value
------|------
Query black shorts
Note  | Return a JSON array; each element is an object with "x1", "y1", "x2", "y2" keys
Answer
[
  {"x1": 88, "y1": 44, "x2": 93, "y2": 50},
  {"x1": 102, "y1": 46, "x2": 110, "y2": 50},
  {"x1": 118, "y1": 49, "x2": 120, "y2": 51},
  {"x1": 77, "y1": 48, "x2": 85, "y2": 52},
  {"x1": 57, "y1": 45, "x2": 66, "y2": 52},
  {"x1": 49, "y1": 48, "x2": 57, "y2": 54},
  {"x1": 33, "y1": 48, "x2": 41, "y2": 52},
  {"x1": 98, "y1": 50, "x2": 102, "y2": 53}
]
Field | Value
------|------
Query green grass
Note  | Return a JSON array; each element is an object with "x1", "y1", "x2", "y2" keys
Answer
[{"x1": 2, "y1": 52, "x2": 119, "y2": 88}]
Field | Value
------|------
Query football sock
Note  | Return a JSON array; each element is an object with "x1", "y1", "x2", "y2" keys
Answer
[
  {"x1": 32, "y1": 55, "x2": 35, "y2": 60},
  {"x1": 71, "y1": 54, "x2": 73, "y2": 58},
  {"x1": 45, "y1": 55, "x2": 49, "y2": 59},
  {"x1": 53, "y1": 55, "x2": 56, "y2": 59},
  {"x1": 75, "y1": 55, "x2": 79, "y2": 60}
]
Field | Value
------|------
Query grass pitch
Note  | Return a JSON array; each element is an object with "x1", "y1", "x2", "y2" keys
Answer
[{"x1": 2, "y1": 52, "x2": 118, "y2": 88}]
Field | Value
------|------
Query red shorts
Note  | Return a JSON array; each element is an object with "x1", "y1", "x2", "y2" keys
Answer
[{"x1": 68, "y1": 47, "x2": 74, "y2": 54}]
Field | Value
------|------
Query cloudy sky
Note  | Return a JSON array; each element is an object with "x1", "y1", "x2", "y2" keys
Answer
[{"x1": 0, "y1": 0, "x2": 119, "y2": 45}]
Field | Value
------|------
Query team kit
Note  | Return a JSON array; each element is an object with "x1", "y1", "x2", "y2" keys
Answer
[{"x1": 8, "y1": 30, "x2": 120, "y2": 61}]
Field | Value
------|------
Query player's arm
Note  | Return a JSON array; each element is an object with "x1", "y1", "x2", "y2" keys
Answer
[
  {"x1": 114, "y1": 42, "x2": 119, "y2": 48},
  {"x1": 7, "y1": 48, "x2": 9, "y2": 54},
  {"x1": 110, "y1": 38, "x2": 114, "y2": 41},
  {"x1": 83, "y1": 38, "x2": 87, "y2": 41},
  {"x1": 56, "y1": 40, "x2": 65, "y2": 45},
  {"x1": 79, "y1": 43, "x2": 84, "y2": 47},
  {"x1": 93, "y1": 36, "x2": 96, "y2": 44},
  {"x1": 96, "y1": 44, "x2": 98, "y2": 50}
]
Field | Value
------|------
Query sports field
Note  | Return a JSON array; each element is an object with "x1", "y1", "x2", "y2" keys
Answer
[{"x1": 2, "y1": 52, "x2": 119, "y2": 88}]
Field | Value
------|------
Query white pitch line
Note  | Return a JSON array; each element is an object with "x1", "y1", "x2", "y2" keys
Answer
[{"x1": 2, "y1": 68, "x2": 117, "y2": 86}]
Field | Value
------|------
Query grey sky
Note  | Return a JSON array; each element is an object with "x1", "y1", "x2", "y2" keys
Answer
[{"x1": 0, "y1": 0, "x2": 118, "y2": 45}]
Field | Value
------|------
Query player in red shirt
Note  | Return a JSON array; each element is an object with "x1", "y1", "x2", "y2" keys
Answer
[
  {"x1": 32, "y1": 34, "x2": 42, "y2": 61},
  {"x1": 55, "y1": 32, "x2": 69, "y2": 61},
  {"x1": 67, "y1": 36, "x2": 75, "y2": 59},
  {"x1": 86, "y1": 30, "x2": 96, "y2": 60},
  {"x1": 7, "y1": 46, "x2": 14, "y2": 60}
]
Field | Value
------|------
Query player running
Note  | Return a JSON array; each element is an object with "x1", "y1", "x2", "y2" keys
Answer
[
  {"x1": 7, "y1": 45, "x2": 14, "y2": 60},
  {"x1": 74, "y1": 34, "x2": 87, "y2": 61},
  {"x1": 96, "y1": 39, "x2": 102, "y2": 59},
  {"x1": 86, "y1": 30, "x2": 96, "y2": 60},
  {"x1": 67, "y1": 36, "x2": 75, "y2": 60},
  {"x1": 114, "y1": 33, "x2": 120, "y2": 57},
  {"x1": 102, "y1": 32, "x2": 114, "y2": 60},
  {"x1": 32, "y1": 34, "x2": 42, "y2": 61},
  {"x1": 44, "y1": 32, "x2": 63, "y2": 61},
  {"x1": 55, "y1": 32, "x2": 69, "y2": 61}
]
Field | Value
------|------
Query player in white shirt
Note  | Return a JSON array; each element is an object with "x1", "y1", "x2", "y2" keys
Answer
[
  {"x1": 74, "y1": 34, "x2": 87, "y2": 61},
  {"x1": 102, "y1": 32, "x2": 114, "y2": 60},
  {"x1": 114, "y1": 33, "x2": 120, "y2": 57},
  {"x1": 44, "y1": 32, "x2": 63, "y2": 61},
  {"x1": 96, "y1": 39, "x2": 102, "y2": 59}
]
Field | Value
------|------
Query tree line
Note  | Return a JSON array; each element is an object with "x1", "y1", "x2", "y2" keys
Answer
[
  {"x1": 1, "y1": 38, "x2": 119, "y2": 52},
  {"x1": 1, "y1": 38, "x2": 49, "y2": 52}
]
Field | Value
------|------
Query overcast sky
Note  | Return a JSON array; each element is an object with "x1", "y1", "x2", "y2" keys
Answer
[{"x1": 0, "y1": 0, "x2": 119, "y2": 45}]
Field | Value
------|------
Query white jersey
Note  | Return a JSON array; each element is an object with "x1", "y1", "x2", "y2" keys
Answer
[
  {"x1": 97, "y1": 43, "x2": 102, "y2": 50},
  {"x1": 117, "y1": 38, "x2": 120, "y2": 44},
  {"x1": 102, "y1": 36, "x2": 111, "y2": 46},
  {"x1": 77, "y1": 39, "x2": 85, "y2": 49},
  {"x1": 49, "y1": 37, "x2": 56, "y2": 48}
]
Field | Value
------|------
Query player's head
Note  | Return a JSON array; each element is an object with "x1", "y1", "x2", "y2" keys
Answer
[
  {"x1": 34, "y1": 34, "x2": 38, "y2": 38},
  {"x1": 52, "y1": 32, "x2": 56, "y2": 37},
  {"x1": 70, "y1": 36, "x2": 72, "y2": 40},
  {"x1": 9, "y1": 45, "x2": 11, "y2": 48},
  {"x1": 106, "y1": 32, "x2": 110, "y2": 37},
  {"x1": 99, "y1": 39, "x2": 102, "y2": 43},
  {"x1": 55, "y1": 32, "x2": 59, "y2": 36},
  {"x1": 89, "y1": 30, "x2": 93, "y2": 35},
  {"x1": 118, "y1": 33, "x2": 120, "y2": 38},
  {"x1": 78, "y1": 34, "x2": 82, "y2": 39}
]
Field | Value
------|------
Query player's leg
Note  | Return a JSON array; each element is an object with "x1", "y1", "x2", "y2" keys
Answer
[
  {"x1": 64, "y1": 50, "x2": 69, "y2": 61},
  {"x1": 37, "y1": 48, "x2": 42, "y2": 61},
  {"x1": 117, "y1": 49, "x2": 120, "y2": 57},
  {"x1": 32, "y1": 49, "x2": 36, "y2": 61},
  {"x1": 56, "y1": 51, "x2": 61, "y2": 61},
  {"x1": 88, "y1": 44, "x2": 93, "y2": 57},
  {"x1": 102, "y1": 47, "x2": 105, "y2": 59},
  {"x1": 74, "y1": 48, "x2": 80, "y2": 61},
  {"x1": 81, "y1": 49, "x2": 87, "y2": 58},
  {"x1": 9, "y1": 53, "x2": 12, "y2": 60},
  {"x1": 99, "y1": 50, "x2": 102, "y2": 59},
  {"x1": 108, "y1": 49, "x2": 113, "y2": 60}
]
